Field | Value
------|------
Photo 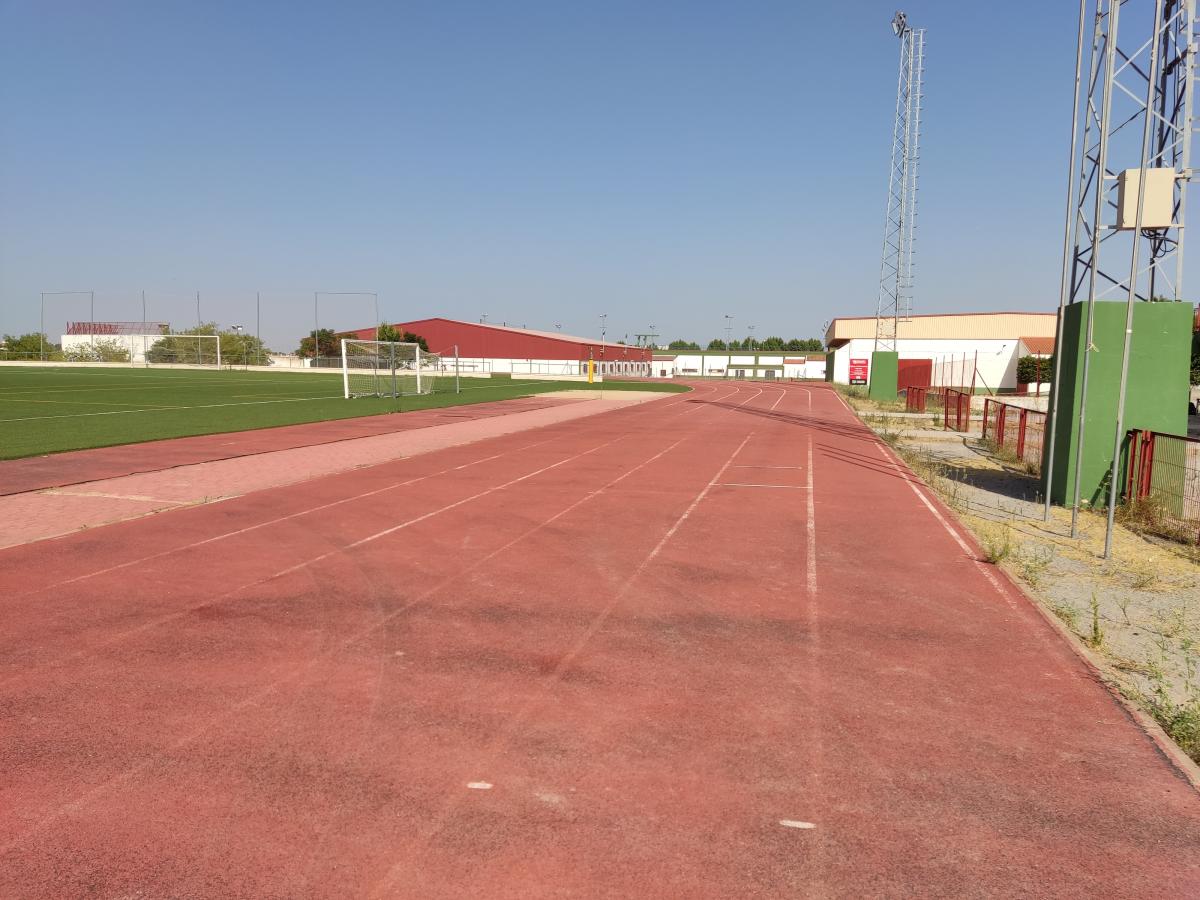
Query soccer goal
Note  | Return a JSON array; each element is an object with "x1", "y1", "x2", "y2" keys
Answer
[
  {"x1": 134, "y1": 333, "x2": 222, "y2": 367},
  {"x1": 341, "y1": 339, "x2": 459, "y2": 398}
]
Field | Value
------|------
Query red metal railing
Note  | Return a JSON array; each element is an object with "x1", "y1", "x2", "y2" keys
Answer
[
  {"x1": 1125, "y1": 429, "x2": 1200, "y2": 543},
  {"x1": 943, "y1": 388, "x2": 971, "y2": 432},
  {"x1": 906, "y1": 387, "x2": 927, "y2": 412},
  {"x1": 981, "y1": 398, "x2": 1047, "y2": 473}
]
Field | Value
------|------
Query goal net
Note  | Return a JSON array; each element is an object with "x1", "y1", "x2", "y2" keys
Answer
[
  {"x1": 342, "y1": 340, "x2": 458, "y2": 398},
  {"x1": 134, "y1": 334, "x2": 222, "y2": 367}
]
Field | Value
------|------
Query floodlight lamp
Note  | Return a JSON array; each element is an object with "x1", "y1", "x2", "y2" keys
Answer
[{"x1": 891, "y1": 11, "x2": 908, "y2": 37}]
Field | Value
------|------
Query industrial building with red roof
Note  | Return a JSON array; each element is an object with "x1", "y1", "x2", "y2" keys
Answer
[{"x1": 340, "y1": 317, "x2": 651, "y2": 377}]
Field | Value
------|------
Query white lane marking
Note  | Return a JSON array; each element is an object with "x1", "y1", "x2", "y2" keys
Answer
[
  {"x1": 768, "y1": 390, "x2": 787, "y2": 411},
  {"x1": 367, "y1": 431, "x2": 756, "y2": 896},
  {"x1": 0, "y1": 420, "x2": 715, "y2": 853},
  {"x1": 717, "y1": 482, "x2": 809, "y2": 490},
  {"x1": 806, "y1": 434, "x2": 817, "y2": 598},
  {"x1": 733, "y1": 464, "x2": 803, "y2": 470},
  {"x1": 11, "y1": 387, "x2": 713, "y2": 599},
  {"x1": 466, "y1": 782, "x2": 493, "y2": 790},
  {"x1": 779, "y1": 820, "x2": 817, "y2": 829},
  {"x1": 868, "y1": 439, "x2": 1021, "y2": 608}
]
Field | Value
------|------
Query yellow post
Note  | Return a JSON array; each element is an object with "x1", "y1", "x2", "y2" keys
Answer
[{"x1": 587, "y1": 358, "x2": 595, "y2": 383}]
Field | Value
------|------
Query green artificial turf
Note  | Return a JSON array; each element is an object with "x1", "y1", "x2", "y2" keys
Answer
[{"x1": 0, "y1": 367, "x2": 687, "y2": 459}]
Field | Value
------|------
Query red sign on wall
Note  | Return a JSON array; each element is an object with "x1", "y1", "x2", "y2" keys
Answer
[{"x1": 849, "y1": 358, "x2": 869, "y2": 385}]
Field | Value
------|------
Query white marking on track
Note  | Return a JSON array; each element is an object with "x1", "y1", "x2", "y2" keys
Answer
[
  {"x1": 806, "y1": 435, "x2": 817, "y2": 597},
  {"x1": 466, "y1": 782, "x2": 493, "y2": 790},
  {"x1": 43, "y1": 490, "x2": 186, "y2": 504},
  {"x1": 733, "y1": 464, "x2": 803, "y2": 470},
  {"x1": 717, "y1": 482, "x2": 808, "y2": 490},
  {"x1": 779, "y1": 820, "x2": 816, "y2": 829}
]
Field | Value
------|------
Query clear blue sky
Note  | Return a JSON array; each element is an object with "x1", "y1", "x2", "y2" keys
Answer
[{"x1": 1, "y1": 1, "x2": 1081, "y2": 350}]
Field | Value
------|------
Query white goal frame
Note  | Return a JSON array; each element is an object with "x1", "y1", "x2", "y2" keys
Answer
[{"x1": 342, "y1": 339, "x2": 455, "y2": 399}]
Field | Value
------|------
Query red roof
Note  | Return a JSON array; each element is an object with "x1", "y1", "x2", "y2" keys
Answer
[
  {"x1": 66, "y1": 322, "x2": 170, "y2": 335},
  {"x1": 1019, "y1": 336, "x2": 1055, "y2": 355},
  {"x1": 339, "y1": 317, "x2": 651, "y2": 362}
]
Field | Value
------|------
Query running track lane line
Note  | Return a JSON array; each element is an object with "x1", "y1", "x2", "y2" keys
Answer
[
  {"x1": 367, "y1": 430, "x2": 756, "y2": 896},
  {"x1": 0, "y1": 429, "x2": 710, "y2": 854},
  {"x1": 6, "y1": 384, "x2": 733, "y2": 602},
  {"x1": 0, "y1": 387, "x2": 741, "y2": 684}
]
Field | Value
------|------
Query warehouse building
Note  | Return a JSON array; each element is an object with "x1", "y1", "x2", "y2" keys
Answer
[
  {"x1": 649, "y1": 351, "x2": 826, "y2": 380},
  {"x1": 824, "y1": 312, "x2": 1058, "y2": 392},
  {"x1": 340, "y1": 317, "x2": 651, "y2": 377}
]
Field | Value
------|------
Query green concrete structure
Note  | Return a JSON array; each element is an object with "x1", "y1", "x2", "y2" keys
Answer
[
  {"x1": 824, "y1": 351, "x2": 835, "y2": 383},
  {"x1": 868, "y1": 351, "x2": 898, "y2": 401},
  {"x1": 1042, "y1": 300, "x2": 1191, "y2": 507}
]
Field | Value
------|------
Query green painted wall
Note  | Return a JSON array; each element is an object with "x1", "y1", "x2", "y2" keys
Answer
[
  {"x1": 1042, "y1": 301, "x2": 1190, "y2": 506},
  {"x1": 824, "y1": 351, "x2": 835, "y2": 382},
  {"x1": 868, "y1": 351, "x2": 898, "y2": 401}
]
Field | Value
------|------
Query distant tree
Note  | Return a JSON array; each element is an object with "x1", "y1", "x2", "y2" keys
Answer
[
  {"x1": 760, "y1": 336, "x2": 786, "y2": 350},
  {"x1": 401, "y1": 330, "x2": 429, "y2": 351},
  {"x1": 62, "y1": 338, "x2": 130, "y2": 363},
  {"x1": 376, "y1": 323, "x2": 404, "y2": 343},
  {"x1": 146, "y1": 323, "x2": 267, "y2": 365},
  {"x1": 787, "y1": 338, "x2": 825, "y2": 352},
  {"x1": 297, "y1": 328, "x2": 339, "y2": 358},
  {"x1": 707, "y1": 338, "x2": 727, "y2": 350},
  {"x1": 668, "y1": 339, "x2": 701, "y2": 350},
  {"x1": 1, "y1": 332, "x2": 57, "y2": 358},
  {"x1": 1016, "y1": 354, "x2": 1054, "y2": 385}
]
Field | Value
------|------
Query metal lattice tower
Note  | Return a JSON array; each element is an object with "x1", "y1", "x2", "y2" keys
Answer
[
  {"x1": 874, "y1": 12, "x2": 926, "y2": 353},
  {"x1": 1066, "y1": 0, "x2": 1195, "y2": 306}
]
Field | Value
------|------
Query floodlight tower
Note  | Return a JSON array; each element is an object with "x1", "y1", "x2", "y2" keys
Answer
[{"x1": 874, "y1": 11, "x2": 926, "y2": 353}]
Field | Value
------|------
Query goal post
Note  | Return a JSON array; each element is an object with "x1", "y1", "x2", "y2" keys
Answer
[{"x1": 342, "y1": 339, "x2": 461, "y2": 399}]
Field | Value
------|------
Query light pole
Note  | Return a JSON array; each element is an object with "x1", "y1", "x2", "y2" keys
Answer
[
  {"x1": 723, "y1": 314, "x2": 733, "y2": 348},
  {"x1": 748, "y1": 324, "x2": 756, "y2": 351},
  {"x1": 231, "y1": 324, "x2": 244, "y2": 367}
]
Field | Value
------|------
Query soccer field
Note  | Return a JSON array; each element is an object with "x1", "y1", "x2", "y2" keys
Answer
[{"x1": 0, "y1": 366, "x2": 685, "y2": 459}]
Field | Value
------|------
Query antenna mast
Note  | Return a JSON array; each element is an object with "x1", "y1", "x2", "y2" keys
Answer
[{"x1": 874, "y1": 11, "x2": 926, "y2": 352}]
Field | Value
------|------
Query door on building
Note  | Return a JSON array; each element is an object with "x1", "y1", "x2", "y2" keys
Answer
[{"x1": 897, "y1": 358, "x2": 933, "y2": 391}]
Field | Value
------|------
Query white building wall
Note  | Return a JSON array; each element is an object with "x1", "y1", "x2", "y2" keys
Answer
[{"x1": 829, "y1": 338, "x2": 1023, "y2": 390}]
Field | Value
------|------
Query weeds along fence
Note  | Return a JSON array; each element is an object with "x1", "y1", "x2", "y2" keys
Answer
[
  {"x1": 1125, "y1": 429, "x2": 1200, "y2": 543},
  {"x1": 982, "y1": 398, "x2": 1047, "y2": 473}
]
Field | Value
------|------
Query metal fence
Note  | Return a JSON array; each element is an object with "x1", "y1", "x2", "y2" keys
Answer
[
  {"x1": 982, "y1": 398, "x2": 1047, "y2": 473},
  {"x1": 1125, "y1": 429, "x2": 1200, "y2": 543},
  {"x1": 942, "y1": 388, "x2": 972, "y2": 432}
]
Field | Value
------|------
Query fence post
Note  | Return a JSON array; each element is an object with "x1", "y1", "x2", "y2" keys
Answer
[
  {"x1": 1017, "y1": 408, "x2": 1028, "y2": 459},
  {"x1": 998, "y1": 405, "x2": 1006, "y2": 448},
  {"x1": 1141, "y1": 432, "x2": 1155, "y2": 499},
  {"x1": 1125, "y1": 429, "x2": 1140, "y2": 501}
]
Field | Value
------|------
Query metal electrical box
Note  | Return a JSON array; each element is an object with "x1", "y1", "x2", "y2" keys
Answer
[{"x1": 1117, "y1": 168, "x2": 1176, "y2": 229}]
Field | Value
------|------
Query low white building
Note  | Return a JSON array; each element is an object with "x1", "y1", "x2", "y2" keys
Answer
[
  {"x1": 824, "y1": 312, "x2": 1058, "y2": 392},
  {"x1": 61, "y1": 321, "x2": 172, "y2": 362},
  {"x1": 648, "y1": 351, "x2": 826, "y2": 380}
]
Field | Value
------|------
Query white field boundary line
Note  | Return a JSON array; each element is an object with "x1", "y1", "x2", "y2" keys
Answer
[
  {"x1": 0, "y1": 397, "x2": 183, "y2": 409},
  {"x1": 0, "y1": 394, "x2": 345, "y2": 423},
  {"x1": 4, "y1": 385, "x2": 722, "y2": 601},
  {"x1": 0, "y1": 380, "x2": 677, "y2": 422},
  {"x1": 369, "y1": 430, "x2": 755, "y2": 896},
  {"x1": 0, "y1": 430, "x2": 708, "y2": 855}
]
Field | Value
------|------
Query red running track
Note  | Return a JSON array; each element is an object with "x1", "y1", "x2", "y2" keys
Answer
[{"x1": 0, "y1": 382, "x2": 1197, "y2": 897}]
